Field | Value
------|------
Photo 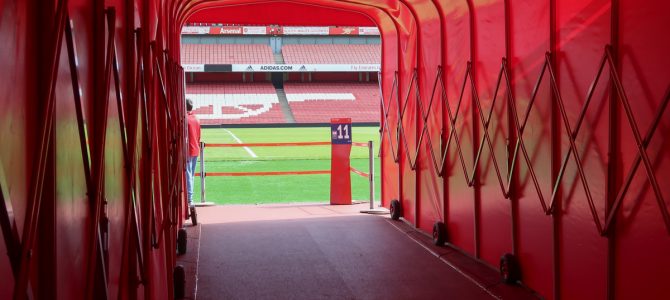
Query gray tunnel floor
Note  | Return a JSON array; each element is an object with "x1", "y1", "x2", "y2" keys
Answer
[{"x1": 187, "y1": 203, "x2": 538, "y2": 300}]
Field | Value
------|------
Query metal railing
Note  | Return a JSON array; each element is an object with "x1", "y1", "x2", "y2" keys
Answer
[{"x1": 196, "y1": 141, "x2": 375, "y2": 206}]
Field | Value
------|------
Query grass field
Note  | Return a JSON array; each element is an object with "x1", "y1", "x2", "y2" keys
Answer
[{"x1": 192, "y1": 126, "x2": 381, "y2": 205}]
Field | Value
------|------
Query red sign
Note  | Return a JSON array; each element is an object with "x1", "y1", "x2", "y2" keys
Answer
[
  {"x1": 209, "y1": 26, "x2": 243, "y2": 35},
  {"x1": 268, "y1": 26, "x2": 282, "y2": 35},
  {"x1": 330, "y1": 118, "x2": 353, "y2": 205},
  {"x1": 329, "y1": 27, "x2": 359, "y2": 35}
]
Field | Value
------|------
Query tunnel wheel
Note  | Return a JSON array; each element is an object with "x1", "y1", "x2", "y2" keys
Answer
[
  {"x1": 390, "y1": 199, "x2": 401, "y2": 220},
  {"x1": 500, "y1": 253, "x2": 520, "y2": 284},
  {"x1": 432, "y1": 222, "x2": 447, "y2": 246},
  {"x1": 190, "y1": 206, "x2": 198, "y2": 226},
  {"x1": 177, "y1": 228, "x2": 187, "y2": 255},
  {"x1": 174, "y1": 265, "x2": 185, "y2": 299}
]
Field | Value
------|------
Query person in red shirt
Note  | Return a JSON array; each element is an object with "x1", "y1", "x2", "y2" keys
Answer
[{"x1": 185, "y1": 98, "x2": 201, "y2": 207}]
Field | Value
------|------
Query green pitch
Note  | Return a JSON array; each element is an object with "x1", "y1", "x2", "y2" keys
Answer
[{"x1": 192, "y1": 126, "x2": 381, "y2": 205}]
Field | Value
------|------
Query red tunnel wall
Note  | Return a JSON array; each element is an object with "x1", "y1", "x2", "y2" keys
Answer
[
  {"x1": 1, "y1": 0, "x2": 180, "y2": 298},
  {"x1": 1, "y1": 1, "x2": 669, "y2": 299}
]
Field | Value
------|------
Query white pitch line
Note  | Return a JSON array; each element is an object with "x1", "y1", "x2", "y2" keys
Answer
[{"x1": 223, "y1": 129, "x2": 258, "y2": 158}]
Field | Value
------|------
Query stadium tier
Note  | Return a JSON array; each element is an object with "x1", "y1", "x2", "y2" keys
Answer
[
  {"x1": 186, "y1": 83, "x2": 285, "y2": 124},
  {"x1": 284, "y1": 82, "x2": 379, "y2": 123},
  {"x1": 181, "y1": 44, "x2": 275, "y2": 64},
  {"x1": 281, "y1": 44, "x2": 380, "y2": 64}
]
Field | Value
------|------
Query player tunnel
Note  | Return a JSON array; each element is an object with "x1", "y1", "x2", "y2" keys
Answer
[{"x1": 0, "y1": 0, "x2": 668, "y2": 299}]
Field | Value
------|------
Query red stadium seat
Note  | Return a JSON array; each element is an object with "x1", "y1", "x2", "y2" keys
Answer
[
  {"x1": 284, "y1": 82, "x2": 379, "y2": 123},
  {"x1": 181, "y1": 44, "x2": 275, "y2": 64},
  {"x1": 282, "y1": 44, "x2": 380, "y2": 64},
  {"x1": 185, "y1": 83, "x2": 286, "y2": 124}
]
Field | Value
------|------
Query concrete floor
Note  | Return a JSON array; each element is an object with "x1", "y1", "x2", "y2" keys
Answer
[{"x1": 178, "y1": 203, "x2": 539, "y2": 300}]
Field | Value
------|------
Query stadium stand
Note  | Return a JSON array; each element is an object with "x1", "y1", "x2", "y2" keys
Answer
[
  {"x1": 186, "y1": 83, "x2": 286, "y2": 124},
  {"x1": 181, "y1": 44, "x2": 275, "y2": 64},
  {"x1": 181, "y1": 35, "x2": 382, "y2": 125},
  {"x1": 282, "y1": 44, "x2": 380, "y2": 64},
  {"x1": 284, "y1": 82, "x2": 379, "y2": 123}
]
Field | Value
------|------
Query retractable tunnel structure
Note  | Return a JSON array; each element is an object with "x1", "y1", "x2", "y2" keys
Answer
[{"x1": 0, "y1": 0, "x2": 668, "y2": 299}]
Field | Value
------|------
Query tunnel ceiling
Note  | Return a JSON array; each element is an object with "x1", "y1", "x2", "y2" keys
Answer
[
  {"x1": 175, "y1": 0, "x2": 416, "y2": 35},
  {"x1": 187, "y1": 2, "x2": 377, "y2": 26}
]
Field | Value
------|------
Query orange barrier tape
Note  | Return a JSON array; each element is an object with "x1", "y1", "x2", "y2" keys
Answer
[
  {"x1": 351, "y1": 142, "x2": 369, "y2": 147},
  {"x1": 349, "y1": 167, "x2": 369, "y2": 178},
  {"x1": 196, "y1": 170, "x2": 330, "y2": 177},
  {"x1": 205, "y1": 142, "x2": 331, "y2": 147}
]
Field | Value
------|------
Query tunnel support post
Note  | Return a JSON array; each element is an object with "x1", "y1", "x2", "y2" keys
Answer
[
  {"x1": 549, "y1": 1, "x2": 561, "y2": 298},
  {"x1": 196, "y1": 141, "x2": 214, "y2": 206},
  {"x1": 361, "y1": 141, "x2": 388, "y2": 215},
  {"x1": 200, "y1": 141, "x2": 206, "y2": 204},
  {"x1": 13, "y1": 1, "x2": 66, "y2": 298},
  {"x1": 369, "y1": 140, "x2": 375, "y2": 209},
  {"x1": 606, "y1": 1, "x2": 621, "y2": 299}
]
